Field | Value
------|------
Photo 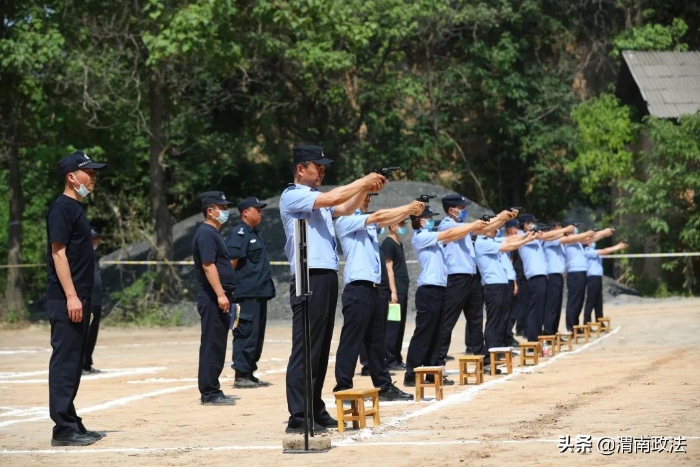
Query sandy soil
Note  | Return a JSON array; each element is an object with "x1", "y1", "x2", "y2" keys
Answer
[{"x1": 1, "y1": 298, "x2": 699, "y2": 466}]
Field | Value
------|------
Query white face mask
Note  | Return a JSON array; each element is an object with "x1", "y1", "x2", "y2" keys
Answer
[
  {"x1": 214, "y1": 208, "x2": 229, "y2": 224},
  {"x1": 71, "y1": 173, "x2": 90, "y2": 198}
]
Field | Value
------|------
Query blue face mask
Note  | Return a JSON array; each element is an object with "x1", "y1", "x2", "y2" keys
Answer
[
  {"x1": 590, "y1": 242, "x2": 596, "y2": 249},
  {"x1": 378, "y1": 227, "x2": 385, "y2": 235},
  {"x1": 424, "y1": 219, "x2": 435, "y2": 231},
  {"x1": 574, "y1": 227, "x2": 579, "y2": 235},
  {"x1": 215, "y1": 208, "x2": 229, "y2": 224},
  {"x1": 496, "y1": 228, "x2": 504, "y2": 238},
  {"x1": 397, "y1": 226, "x2": 407, "y2": 236},
  {"x1": 457, "y1": 209, "x2": 468, "y2": 223},
  {"x1": 71, "y1": 173, "x2": 91, "y2": 198}
]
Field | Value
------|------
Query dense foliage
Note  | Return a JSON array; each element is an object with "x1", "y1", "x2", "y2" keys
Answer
[{"x1": 2, "y1": 0, "x2": 699, "y2": 317}]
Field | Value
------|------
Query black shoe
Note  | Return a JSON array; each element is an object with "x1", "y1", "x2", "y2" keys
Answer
[
  {"x1": 359, "y1": 367, "x2": 370, "y2": 377},
  {"x1": 201, "y1": 395, "x2": 237, "y2": 406},
  {"x1": 51, "y1": 432, "x2": 96, "y2": 447},
  {"x1": 80, "y1": 429, "x2": 104, "y2": 440},
  {"x1": 484, "y1": 364, "x2": 502, "y2": 375},
  {"x1": 250, "y1": 374, "x2": 271, "y2": 387},
  {"x1": 516, "y1": 330, "x2": 526, "y2": 337},
  {"x1": 315, "y1": 415, "x2": 340, "y2": 428},
  {"x1": 508, "y1": 338, "x2": 520, "y2": 347},
  {"x1": 442, "y1": 376, "x2": 455, "y2": 386},
  {"x1": 285, "y1": 422, "x2": 328, "y2": 434},
  {"x1": 386, "y1": 361, "x2": 406, "y2": 371},
  {"x1": 445, "y1": 355, "x2": 455, "y2": 361},
  {"x1": 403, "y1": 375, "x2": 416, "y2": 387},
  {"x1": 380, "y1": 383, "x2": 414, "y2": 401},
  {"x1": 464, "y1": 348, "x2": 475, "y2": 355},
  {"x1": 82, "y1": 367, "x2": 101, "y2": 375},
  {"x1": 234, "y1": 377, "x2": 259, "y2": 389}
]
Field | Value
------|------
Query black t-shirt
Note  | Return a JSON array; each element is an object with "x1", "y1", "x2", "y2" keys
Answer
[
  {"x1": 192, "y1": 223, "x2": 236, "y2": 300},
  {"x1": 512, "y1": 249, "x2": 525, "y2": 281},
  {"x1": 377, "y1": 249, "x2": 390, "y2": 298},
  {"x1": 225, "y1": 221, "x2": 275, "y2": 300},
  {"x1": 381, "y1": 236, "x2": 409, "y2": 296},
  {"x1": 45, "y1": 195, "x2": 95, "y2": 299}
]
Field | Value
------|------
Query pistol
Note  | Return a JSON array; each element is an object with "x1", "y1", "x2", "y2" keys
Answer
[
  {"x1": 417, "y1": 194, "x2": 437, "y2": 203},
  {"x1": 508, "y1": 206, "x2": 522, "y2": 213},
  {"x1": 374, "y1": 166, "x2": 401, "y2": 177},
  {"x1": 480, "y1": 214, "x2": 496, "y2": 222}
]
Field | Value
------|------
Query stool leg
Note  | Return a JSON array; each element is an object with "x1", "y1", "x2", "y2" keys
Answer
[
  {"x1": 336, "y1": 398, "x2": 345, "y2": 433},
  {"x1": 506, "y1": 354, "x2": 512, "y2": 374},
  {"x1": 372, "y1": 394, "x2": 380, "y2": 427},
  {"x1": 350, "y1": 400, "x2": 359, "y2": 429},
  {"x1": 490, "y1": 353, "x2": 496, "y2": 376},
  {"x1": 357, "y1": 398, "x2": 367, "y2": 429}
]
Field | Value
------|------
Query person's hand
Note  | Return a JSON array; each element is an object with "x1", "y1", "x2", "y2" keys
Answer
[
  {"x1": 409, "y1": 201, "x2": 425, "y2": 216},
  {"x1": 534, "y1": 231, "x2": 544, "y2": 240},
  {"x1": 513, "y1": 281, "x2": 519, "y2": 296},
  {"x1": 391, "y1": 291, "x2": 399, "y2": 304},
  {"x1": 619, "y1": 242, "x2": 628, "y2": 250},
  {"x1": 362, "y1": 173, "x2": 387, "y2": 192},
  {"x1": 67, "y1": 295, "x2": 83, "y2": 323},
  {"x1": 471, "y1": 219, "x2": 489, "y2": 230},
  {"x1": 497, "y1": 209, "x2": 516, "y2": 220},
  {"x1": 583, "y1": 229, "x2": 595, "y2": 238},
  {"x1": 217, "y1": 294, "x2": 230, "y2": 312},
  {"x1": 565, "y1": 225, "x2": 576, "y2": 234},
  {"x1": 605, "y1": 227, "x2": 616, "y2": 236}
]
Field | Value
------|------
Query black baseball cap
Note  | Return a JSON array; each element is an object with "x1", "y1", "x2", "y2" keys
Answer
[
  {"x1": 519, "y1": 213, "x2": 538, "y2": 224},
  {"x1": 58, "y1": 150, "x2": 107, "y2": 176},
  {"x1": 561, "y1": 218, "x2": 578, "y2": 227},
  {"x1": 410, "y1": 206, "x2": 438, "y2": 220},
  {"x1": 200, "y1": 191, "x2": 232, "y2": 208},
  {"x1": 442, "y1": 193, "x2": 470, "y2": 213},
  {"x1": 505, "y1": 219, "x2": 520, "y2": 229},
  {"x1": 293, "y1": 145, "x2": 333, "y2": 165},
  {"x1": 238, "y1": 197, "x2": 267, "y2": 213}
]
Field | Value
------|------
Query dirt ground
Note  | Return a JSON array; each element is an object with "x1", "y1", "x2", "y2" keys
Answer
[{"x1": 1, "y1": 298, "x2": 699, "y2": 466}]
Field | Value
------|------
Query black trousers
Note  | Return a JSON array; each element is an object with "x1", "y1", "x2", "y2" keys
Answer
[
  {"x1": 514, "y1": 277, "x2": 529, "y2": 334},
  {"x1": 565, "y1": 272, "x2": 587, "y2": 331},
  {"x1": 583, "y1": 275, "x2": 604, "y2": 324},
  {"x1": 483, "y1": 283, "x2": 510, "y2": 363},
  {"x1": 286, "y1": 269, "x2": 338, "y2": 426},
  {"x1": 360, "y1": 292, "x2": 390, "y2": 368},
  {"x1": 385, "y1": 292, "x2": 408, "y2": 365},
  {"x1": 543, "y1": 273, "x2": 564, "y2": 335},
  {"x1": 335, "y1": 282, "x2": 391, "y2": 391},
  {"x1": 48, "y1": 297, "x2": 90, "y2": 438},
  {"x1": 525, "y1": 275, "x2": 547, "y2": 342},
  {"x1": 405, "y1": 285, "x2": 445, "y2": 378},
  {"x1": 197, "y1": 295, "x2": 230, "y2": 401},
  {"x1": 231, "y1": 297, "x2": 268, "y2": 374},
  {"x1": 504, "y1": 280, "x2": 516, "y2": 343},
  {"x1": 437, "y1": 274, "x2": 483, "y2": 365},
  {"x1": 83, "y1": 305, "x2": 102, "y2": 370}
]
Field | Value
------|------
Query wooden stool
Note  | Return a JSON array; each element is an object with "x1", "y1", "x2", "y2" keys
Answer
[
  {"x1": 488, "y1": 347, "x2": 513, "y2": 375},
  {"x1": 458, "y1": 355, "x2": 484, "y2": 385},
  {"x1": 333, "y1": 388, "x2": 380, "y2": 433},
  {"x1": 572, "y1": 325, "x2": 590, "y2": 344},
  {"x1": 415, "y1": 366, "x2": 444, "y2": 401},
  {"x1": 556, "y1": 332, "x2": 573, "y2": 353},
  {"x1": 537, "y1": 335, "x2": 557, "y2": 357},
  {"x1": 598, "y1": 317, "x2": 611, "y2": 332},
  {"x1": 519, "y1": 342, "x2": 539, "y2": 366},
  {"x1": 587, "y1": 321, "x2": 602, "y2": 338}
]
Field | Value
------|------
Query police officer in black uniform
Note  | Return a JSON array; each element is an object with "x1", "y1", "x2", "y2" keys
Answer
[
  {"x1": 226, "y1": 196, "x2": 275, "y2": 389},
  {"x1": 46, "y1": 150, "x2": 106, "y2": 446},
  {"x1": 83, "y1": 229, "x2": 103, "y2": 374},
  {"x1": 193, "y1": 191, "x2": 237, "y2": 406}
]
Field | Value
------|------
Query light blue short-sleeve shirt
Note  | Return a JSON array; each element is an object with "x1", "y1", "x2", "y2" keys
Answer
[
  {"x1": 494, "y1": 237, "x2": 516, "y2": 281},
  {"x1": 544, "y1": 239, "x2": 566, "y2": 275},
  {"x1": 279, "y1": 184, "x2": 339, "y2": 274},
  {"x1": 437, "y1": 216, "x2": 477, "y2": 274},
  {"x1": 335, "y1": 212, "x2": 381, "y2": 285},
  {"x1": 564, "y1": 243, "x2": 589, "y2": 273},
  {"x1": 475, "y1": 236, "x2": 508, "y2": 285},
  {"x1": 517, "y1": 231, "x2": 547, "y2": 279},
  {"x1": 412, "y1": 230, "x2": 447, "y2": 287},
  {"x1": 585, "y1": 247, "x2": 603, "y2": 276}
]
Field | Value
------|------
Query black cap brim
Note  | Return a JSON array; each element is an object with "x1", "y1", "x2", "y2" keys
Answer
[
  {"x1": 80, "y1": 162, "x2": 107, "y2": 170},
  {"x1": 314, "y1": 157, "x2": 333, "y2": 165}
]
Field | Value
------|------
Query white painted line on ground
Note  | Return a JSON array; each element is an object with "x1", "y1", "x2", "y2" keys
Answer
[
  {"x1": 0, "y1": 407, "x2": 48, "y2": 418},
  {"x1": 2, "y1": 435, "x2": 698, "y2": 455},
  {"x1": 0, "y1": 385, "x2": 196, "y2": 429},
  {"x1": 0, "y1": 367, "x2": 166, "y2": 385},
  {"x1": 338, "y1": 328, "x2": 622, "y2": 443},
  {"x1": 0, "y1": 370, "x2": 49, "y2": 378}
]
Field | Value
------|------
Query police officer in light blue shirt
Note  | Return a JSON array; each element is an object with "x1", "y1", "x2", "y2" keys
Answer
[
  {"x1": 476, "y1": 229, "x2": 534, "y2": 372},
  {"x1": 582, "y1": 238, "x2": 627, "y2": 327},
  {"x1": 564, "y1": 224, "x2": 612, "y2": 331},
  {"x1": 403, "y1": 206, "x2": 489, "y2": 386},
  {"x1": 495, "y1": 231, "x2": 519, "y2": 346},
  {"x1": 436, "y1": 195, "x2": 515, "y2": 366},
  {"x1": 333, "y1": 194, "x2": 422, "y2": 401},
  {"x1": 279, "y1": 144, "x2": 387, "y2": 434},
  {"x1": 517, "y1": 214, "x2": 574, "y2": 342}
]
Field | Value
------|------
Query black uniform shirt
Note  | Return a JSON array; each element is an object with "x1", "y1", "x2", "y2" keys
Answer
[
  {"x1": 193, "y1": 223, "x2": 236, "y2": 300},
  {"x1": 45, "y1": 194, "x2": 94, "y2": 299},
  {"x1": 225, "y1": 221, "x2": 275, "y2": 300},
  {"x1": 381, "y1": 237, "x2": 410, "y2": 296},
  {"x1": 377, "y1": 249, "x2": 390, "y2": 299}
]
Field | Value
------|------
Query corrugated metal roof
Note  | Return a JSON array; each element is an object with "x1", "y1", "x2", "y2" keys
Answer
[{"x1": 622, "y1": 51, "x2": 700, "y2": 118}]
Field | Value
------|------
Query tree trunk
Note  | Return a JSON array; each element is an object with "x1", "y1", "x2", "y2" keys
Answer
[
  {"x1": 148, "y1": 68, "x2": 173, "y2": 264},
  {"x1": 2, "y1": 103, "x2": 25, "y2": 317}
]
